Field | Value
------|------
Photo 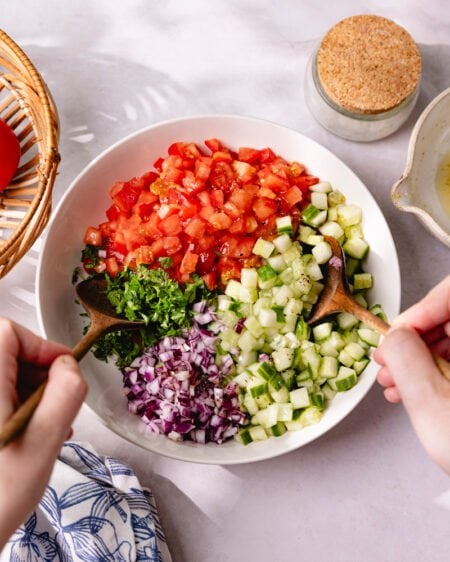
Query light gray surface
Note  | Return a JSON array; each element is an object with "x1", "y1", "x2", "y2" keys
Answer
[{"x1": 1, "y1": 2, "x2": 450, "y2": 561}]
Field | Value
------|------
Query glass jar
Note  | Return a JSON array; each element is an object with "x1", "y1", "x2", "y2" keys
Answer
[{"x1": 305, "y1": 15, "x2": 422, "y2": 142}]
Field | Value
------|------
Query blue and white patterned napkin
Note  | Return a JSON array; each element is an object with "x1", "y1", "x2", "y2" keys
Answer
[{"x1": 1, "y1": 442, "x2": 172, "y2": 562}]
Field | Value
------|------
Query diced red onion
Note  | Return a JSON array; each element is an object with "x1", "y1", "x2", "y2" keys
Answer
[{"x1": 122, "y1": 315, "x2": 247, "y2": 444}]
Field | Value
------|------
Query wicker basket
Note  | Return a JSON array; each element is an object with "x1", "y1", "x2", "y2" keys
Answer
[{"x1": 0, "y1": 29, "x2": 59, "y2": 279}]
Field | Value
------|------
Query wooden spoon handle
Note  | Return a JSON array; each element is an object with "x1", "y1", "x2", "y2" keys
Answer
[
  {"x1": 0, "y1": 324, "x2": 104, "y2": 449},
  {"x1": 347, "y1": 299, "x2": 450, "y2": 382}
]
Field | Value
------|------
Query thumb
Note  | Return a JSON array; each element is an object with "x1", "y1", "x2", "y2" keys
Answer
[
  {"x1": 23, "y1": 355, "x2": 87, "y2": 458},
  {"x1": 381, "y1": 325, "x2": 445, "y2": 414}
]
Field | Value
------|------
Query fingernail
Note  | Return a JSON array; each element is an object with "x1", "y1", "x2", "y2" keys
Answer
[{"x1": 59, "y1": 354, "x2": 79, "y2": 369}]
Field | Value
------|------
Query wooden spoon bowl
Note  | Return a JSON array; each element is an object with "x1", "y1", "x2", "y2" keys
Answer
[{"x1": 309, "y1": 235, "x2": 450, "y2": 381}]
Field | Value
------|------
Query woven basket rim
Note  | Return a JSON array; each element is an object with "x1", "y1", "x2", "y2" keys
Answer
[{"x1": 0, "y1": 28, "x2": 60, "y2": 270}]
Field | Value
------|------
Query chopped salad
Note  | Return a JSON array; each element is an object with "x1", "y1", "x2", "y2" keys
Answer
[{"x1": 76, "y1": 139, "x2": 385, "y2": 445}]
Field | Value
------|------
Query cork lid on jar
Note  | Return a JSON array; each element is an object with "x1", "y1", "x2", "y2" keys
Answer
[{"x1": 316, "y1": 15, "x2": 422, "y2": 115}]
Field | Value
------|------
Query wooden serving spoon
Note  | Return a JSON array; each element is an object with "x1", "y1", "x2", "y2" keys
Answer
[
  {"x1": 0, "y1": 278, "x2": 144, "y2": 449},
  {"x1": 308, "y1": 235, "x2": 450, "y2": 381}
]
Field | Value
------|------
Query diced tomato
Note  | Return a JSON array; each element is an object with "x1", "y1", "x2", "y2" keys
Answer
[
  {"x1": 210, "y1": 189, "x2": 224, "y2": 208},
  {"x1": 113, "y1": 183, "x2": 141, "y2": 212},
  {"x1": 232, "y1": 161, "x2": 256, "y2": 183},
  {"x1": 283, "y1": 185, "x2": 303, "y2": 208},
  {"x1": 168, "y1": 142, "x2": 186, "y2": 156},
  {"x1": 238, "y1": 147, "x2": 260, "y2": 164},
  {"x1": 197, "y1": 191, "x2": 212, "y2": 207},
  {"x1": 201, "y1": 271, "x2": 216, "y2": 291},
  {"x1": 162, "y1": 236, "x2": 182, "y2": 255},
  {"x1": 259, "y1": 147, "x2": 276, "y2": 164},
  {"x1": 158, "y1": 214, "x2": 182, "y2": 236},
  {"x1": 84, "y1": 226, "x2": 103, "y2": 246},
  {"x1": 153, "y1": 157, "x2": 164, "y2": 172},
  {"x1": 179, "y1": 250, "x2": 199, "y2": 275},
  {"x1": 135, "y1": 245, "x2": 154, "y2": 266},
  {"x1": 204, "y1": 138, "x2": 223, "y2": 152},
  {"x1": 228, "y1": 188, "x2": 254, "y2": 212},
  {"x1": 106, "y1": 204, "x2": 121, "y2": 221},
  {"x1": 196, "y1": 250, "x2": 215, "y2": 275},
  {"x1": 252, "y1": 197, "x2": 278, "y2": 220},
  {"x1": 184, "y1": 217, "x2": 206, "y2": 239},
  {"x1": 199, "y1": 205, "x2": 215, "y2": 221},
  {"x1": 105, "y1": 256, "x2": 120, "y2": 277},
  {"x1": 195, "y1": 157, "x2": 212, "y2": 181},
  {"x1": 83, "y1": 139, "x2": 319, "y2": 290},
  {"x1": 208, "y1": 212, "x2": 232, "y2": 230}
]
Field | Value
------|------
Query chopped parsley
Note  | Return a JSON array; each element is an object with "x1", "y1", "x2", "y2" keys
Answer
[{"x1": 91, "y1": 266, "x2": 215, "y2": 368}]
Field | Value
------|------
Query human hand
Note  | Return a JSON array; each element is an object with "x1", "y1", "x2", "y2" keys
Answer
[
  {"x1": 0, "y1": 319, "x2": 87, "y2": 549},
  {"x1": 374, "y1": 275, "x2": 450, "y2": 474}
]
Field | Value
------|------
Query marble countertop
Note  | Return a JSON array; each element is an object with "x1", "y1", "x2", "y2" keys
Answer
[{"x1": 1, "y1": 2, "x2": 450, "y2": 561}]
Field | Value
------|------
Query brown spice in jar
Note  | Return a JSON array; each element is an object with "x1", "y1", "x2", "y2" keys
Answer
[{"x1": 317, "y1": 15, "x2": 422, "y2": 115}]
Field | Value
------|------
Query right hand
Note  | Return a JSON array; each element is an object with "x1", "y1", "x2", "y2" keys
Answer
[{"x1": 374, "y1": 275, "x2": 450, "y2": 475}]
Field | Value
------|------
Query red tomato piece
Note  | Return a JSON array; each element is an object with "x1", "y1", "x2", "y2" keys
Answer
[
  {"x1": 106, "y1": 204, "x2": 121, "y2": 222},
  {"x1": 84, "y1": 226, "x2": 103, "y2": 246},
  {"x1": 184, "y1": 217, "x2": 206, "y2": 239},
  {"x1": 228, "y1": 188, "x2": 254, "y2": 212},
  {"x1": 208, "y1": 212, "x2": 232, "y2": 230},
  {"x1": 283, "y1": 185, "x2": 303, "y2": 208},
  {"x1": 196, "y1": 250, "x2": 216, "y2": 275},
  {"x1": 252, "y1": 197, "x2": 278, "y2": 220},
  {"x1": 158, "y1": 214, "x2": 182, "y2": 236},
  {"x1": 238, "y1": 147, "x2": 260, "y2": 164},
  {"x1": 113, "y1": 183, "x2": 141, "y2": 212},
  {"x1": 105, "y1": 256, "x2": 120, "y2": 277},
  {"x1": 180, "y1": 250, "x2": 199, "y2": 275},
  {"x1": 0, "y1": 119, "x2": 20, "y2": 190},
  {"x1": 195, "y1": 157, "x2": 212, "y2": 181},
  {"x1": 210, "y1": 189, "x2": 224, "y2": 208},
  {"x1": 162, "y1": 236, "x2": 182, "y2": 255},
  {"x1": 135, "y1": 245, "x2": 154, "y2": 266},
  {"x1": 232, "y1": 161, "x2": 256, "y2": 183},
  {"x1": 204, "y1": 138, "x2": 223, "y2": 152}
]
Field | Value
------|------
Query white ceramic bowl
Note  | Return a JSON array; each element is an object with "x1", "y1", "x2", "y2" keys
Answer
[
  {"x1": 37, "y1": 115, "x2": 401, "y2": 465},
  {"x1": 392, "y1": 87, "x2": 450, "y2": 247}
]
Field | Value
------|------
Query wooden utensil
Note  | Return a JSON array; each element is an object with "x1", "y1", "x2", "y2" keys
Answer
[
  {"x1": 308, "y1": 235, "x2": 450, "y2": 381},
  {"x1": 0, "y1": 278, "x2": 144, "y2": 449}
]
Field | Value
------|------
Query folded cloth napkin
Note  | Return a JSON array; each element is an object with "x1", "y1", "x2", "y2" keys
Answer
[{"x1": 1, "y1": 442, "x2": 172, "y2": 562}]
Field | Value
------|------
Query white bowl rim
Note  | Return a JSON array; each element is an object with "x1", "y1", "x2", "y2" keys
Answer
[{"x1": 36, "y1": 113, "x2": 401, "y2": 464}]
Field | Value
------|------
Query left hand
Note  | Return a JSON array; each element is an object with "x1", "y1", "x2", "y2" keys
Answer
[{"x1": 0, "y1": 319, "x2": 87, "y2": 549}]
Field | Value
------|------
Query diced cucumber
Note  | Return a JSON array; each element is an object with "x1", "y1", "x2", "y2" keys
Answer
[
  {"x1": 313, "y1": 322, "x2": 333, "y2": 342},
  {"x1": 311, "y1": 392, "x2": 325, "y2": 410},
  {"x1": 225, "y1": 279, "x2": 242, "y2": 300},
  {"x1": 236, "y1": 428, "x2": 253, "y2": 445},
  {"x1": 353, "y1": 358, "x2": 369, "y2": 375},
  {"x1": 277, "y1": 403, "x2": 294, "y2": 422},
  {"x1": 253, "y1": 238, "x2": 275, "y2": 258},
  {"x1": 289, "y1": 387, "x2": 310, "y2": 409},
  {"x1": 249, "y1": 425, "x2": 269, "y2": 441},
  {"x1": 217, "y1": 295, "x2": 232, "y2": 311},
  {"x1": 282, "y1": 244, "x2": 302, "y2": 265},
  {"x1": 343, "y1": 238, "x2": 369, "y2": 260},
  {"x1": 310, "y1": 181, "x2": 332, "y2": 193},
  {"x1": 344, "y1": 342, "x2": 366, "y2": 361},
  {"x1": 243, "y1": 393, "x2": 259, "y2": 415},
  {"x1": 265, "y1": 421, "x2": 287, "y2": 437},
  {"x1": 322, "y1": 382, "x2": 337, "y2": 401},
  {"x1": 338, "y1": 349, "x2": 354, "y2": 368},
  {"x1": 319, "y1": 356, "x2": 338, "y2": 379},
  {"x1": 238, "y1": 331, "x2": 258, "y2": 352},
  {"x1": 312, "y1": 241, "x2": 332, "y2": 264},
  {"x1": 369, "y1": 304, "x2": 387, "y2": 321},
  {"x1": 272, "y1": 348, "x2": 294, "y2": 371},
  {"x1": 353, "y1": 292, "x2": 368, "y2": 308},
  {"x1": 319, "y1": 221, "x2": 344, "y2": 240},
  {"x1": 337, "y1": 204, "x2": 362, "y2": 227},
  {"x1": 276, "y1": 216, "x2": 293, "y2": 235},
  {"x1": 307, "y1": 234, "x2": 324, "y2": 246},
  {"x1": 329, "y1": 366, "x2": 358, "y2": 392},
  {"x1": 337, "y1": 312, "x2": 359, "y2": 331},
  {"x1": 273, "y1": 233, "x2": 292, "y2": 253},
  {"x1": 244, "y1": 316, "x2": 264, "y2": 338},
  {"x1": 327, "y1": 190, "x2": 346, "y2": 207},
  {"x1": 299, "y1": 225, "x2": 316, "y2": 244},
  {"x1": 255, "y1": 403, "x2": 279, "y2": 428},
  {"x1": 241, "y1": 268, "x2": 258, "y2": 288},
  {"x1": 357, "y1": 328, "x2": 380, "y2": 347},
  {"x1": 345, "y1": 257, "x2": 360, "y2": 277},
  {"x1": 257, "y1": 264, "x2": 278, "y2": 282},
  {"x1": 268, "y1": 254, "x2": 287, "y2": 272},
  {"x1": 270, "y1": 385, "x2": 290, "y2": 403},
  {"x1": 281, "y1": 369, "x2": 296, "y2": 390},
  {"x1": 311, "y1": 192, "x2": 328, "y2": 210},
  {"x1": 297, "y1": 406, "x2": 323, "y2": 427},
  {"x1": 353, "y1": 273, "x2": 373, "y2": 290},
  {"x1": 259, "y1": 308, "x2": 278, "y2": 328}
]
